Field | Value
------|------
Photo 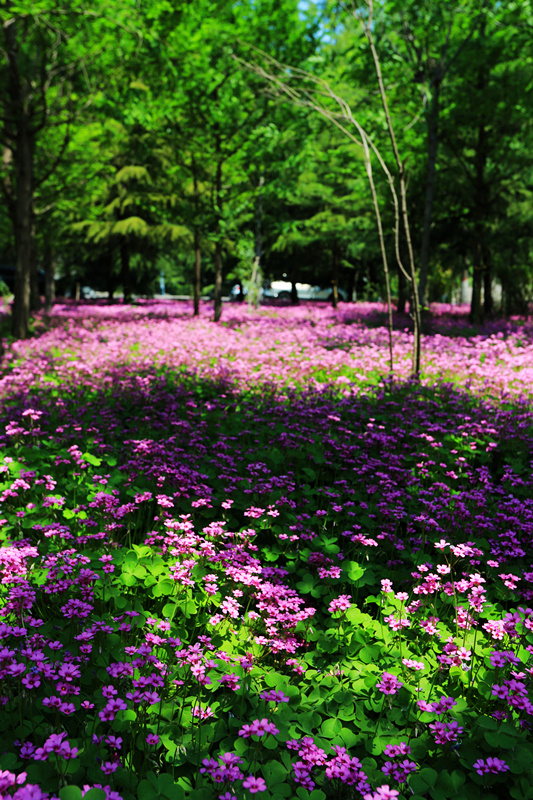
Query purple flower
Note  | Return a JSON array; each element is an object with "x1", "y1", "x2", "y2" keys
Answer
[
  {"x1": 242, "y1": 775, "x2": 267, "y2": 793},
  {"x1": 473, "y1": 757, "x2": 510, "y2": 776},
  {"x1": 364, "y1": 787, "x2": 400, "y2": 800},
  {"x1": 376, "y1": 673, "x2": 403, "y2": 696},
  {"x1": 239, "y1": 718, "x2": 279, "y2": 738},
  {"x1": 259, "y1": 690, "x2": 290, "y2": 703},
  {"x1": 328, "y1": 595, "x2": 352, "y2": 614}
]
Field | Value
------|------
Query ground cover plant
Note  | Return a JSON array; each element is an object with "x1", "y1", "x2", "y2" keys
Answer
[{"x1": 0, "y1": 300, "x2": 533, "y2": 800}]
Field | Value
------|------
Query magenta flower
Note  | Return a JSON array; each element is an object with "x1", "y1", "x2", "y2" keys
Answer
[
  {"x1": 473, "y1": 757, "x2": 510, "y2": 776},
  {"x1": 146, "y1": 734, "x2": 160, "y2": 745},
  {"x1": 328, "y1": 594, "x2": 352, "y2": 614},
  {"x1": 239, "y1": 718, "x2": 279, "y2": 738},
  {"x1": 376, "y1": 673, "x2": 403, "y2": 696},
  {"x1": 192, "y1": 706, "x2": 214, "y2": 720},
  {"x1": 364, "y1": 787, "x2": 400, "y2": 800},
  {"x1": 259, "y1": 690, "x2": 290, "y2": 703},
  {"x1": 242, "y1": 775, "x2": 267, "y2": 793}
]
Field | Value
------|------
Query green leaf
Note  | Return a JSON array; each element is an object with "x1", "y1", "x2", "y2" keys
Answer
[
  {"x1": 409, "y1": 768, "x2": 438, "y2": 794},
  {"x1": 0, "y1": 753, "x2": 18, "y2": 770},
  {"x1": 320, "y1": 717, "x2": 342, "y2": 739},
  {"x1": 82, "y1": 791, "x2": 107, "y2": 800},
  {"x1": 138, "y1": 780, "x2": 157, "y2": 800},
  {"x1": 339, "y1": 727, "x2": 359, "y2": 748},
  {"x1": 82, "y1": 452, "x2": 102, "y2": 466},
  {"x1": 59, "y1": 789, "x2": 83, "y2": 800},
  {"x1": 358, "y1": 645, "x2": 381, "y2": 663},
  {"x1": 158, "y1": 773, "x2": 185, "y2": 799},
  {"x1": 345, "y1": 560, "x2": 365, "y2": 581},
  {"x1": 262, "y1": 760, "x2": 288, "y2": 785}
]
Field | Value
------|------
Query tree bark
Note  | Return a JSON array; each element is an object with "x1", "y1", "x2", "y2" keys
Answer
[
  {"x1": 213, "y1": 239, "x2": 223, "y2": 321},
  {"x1": 470, "y1": 217, "x2": 484, "y2": 324},
  {"x1": 470, "y1": 125, "x2": 488, "y2": 323},
  {"x1": 30, "y1": 215, "x2": 41, "y2": 311},
  {"x1": 470, "y1": 261, "x2": 483, "y2": 324},
  {"x1": 397, "y1": 265, "x2": 407, "y2": 313},
  {"x1": 192, "y1": 159, "x2": 201, "y2": 316},
  {"x1": 193, "y1": 227, "x2": 201, "y2": 316},
  {"x1": 120, "y1": 240, "x2": 132, "y2": 303},
  {"x1": 290, "y1": 279, "x2": 299, "y2": 305},
  {"x1": 43, "y1": 244, "x2": 55, "y2": 312},
  {"x1": 12, "y1": 123, "x2": 34, "y2": 339},
  {"x1": 418, "y1": 79, "x2": 441, "y2": 308},
  {"x1": 362, "y1": 3, "x2": 421, "y2": 377},
  {"x1": 5, "y1": 15, "x2": 34, "y2": 339},
  {"x1": 483, "y1": 244, "x2": 493, "y2": 317},
  {"x1": 331, "y1": 243, "x2": 339, "y2": 309},
  {"x1": 213, "y1": 156, "x2": 223, "y2": 322},
  {"x1": 249, "y1": 172, "x2": 264, "y2": 310}
]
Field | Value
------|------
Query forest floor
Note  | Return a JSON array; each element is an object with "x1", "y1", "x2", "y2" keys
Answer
[{"x1": 0, "y1": 300, "x2": 532, "y2": 800}]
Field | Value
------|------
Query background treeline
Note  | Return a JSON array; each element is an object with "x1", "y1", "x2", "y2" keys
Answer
[{"x1": 1, "y1": 0, "x2": 532, "y2": 336}]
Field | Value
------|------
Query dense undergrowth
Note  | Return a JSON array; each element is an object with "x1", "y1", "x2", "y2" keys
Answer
[{"x1": 0, "y1": 301, "x2": 533, "y2": 800}]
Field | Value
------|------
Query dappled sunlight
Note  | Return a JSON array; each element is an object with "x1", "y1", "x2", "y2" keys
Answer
[{"x1": 0, "y1": 304, "x2": 532, "y2": 799}]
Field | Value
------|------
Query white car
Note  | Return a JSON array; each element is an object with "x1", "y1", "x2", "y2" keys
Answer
[{"x1": 264, "y1": 281, "x2": 347, "y2": 302}]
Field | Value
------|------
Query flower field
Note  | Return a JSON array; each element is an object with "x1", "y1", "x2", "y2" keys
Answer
[{"x1": 1, "y1": 300, "x2": 533, "y2": 800}]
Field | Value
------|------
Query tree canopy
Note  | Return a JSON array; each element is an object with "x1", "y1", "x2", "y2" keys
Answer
[{"x1": 1, "y1": 0, "x2": 532, "y2": 334}]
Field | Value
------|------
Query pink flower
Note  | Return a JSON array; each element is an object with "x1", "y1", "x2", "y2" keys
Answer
[
  {"x1": 242, "y1": 775, "x2": 267, "y2": 793},
  {"x1": 192, "y1": 706, "x2": 214, "y2": 720},
  {"x1": 328, "y1": 595, "x2": 352, "y2": 614},
  {"x1": 364, "y1": 786, "x2": 400, "y2": 800},
  {"x1": 473, "y1": 757, "x2": 510, "y2": 776},
  {"x1": 376, "y1": 673, "x2": 403, "y2": 696},
  {"x1": 239, "y1": 718, "x2": 279, "y2": 738}
]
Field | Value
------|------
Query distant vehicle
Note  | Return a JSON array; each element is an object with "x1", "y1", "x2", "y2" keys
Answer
[
  {"x1": 263, "y1": 281, "x2": 348, "y2": 302},
  {"x1": 230, "y1": 281, "x2": 347, "y2": 303}
]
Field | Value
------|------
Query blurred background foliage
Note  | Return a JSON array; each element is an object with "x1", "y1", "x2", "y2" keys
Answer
[{"x1": 1, "y1": 0, "x2": 532, "y2": 331}]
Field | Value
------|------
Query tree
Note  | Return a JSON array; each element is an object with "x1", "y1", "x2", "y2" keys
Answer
[
  {"x1": 438, "y1": 1, "x2": 533, "y2": 321},
  {"x1": 149, "y1": 0, "x2": 319, "y2": 321},
  {"x1": 237, "y1": 19, "x2": 425, "y2": 376},
  {"x1": 367, "y1": 0, "x2": 488, "y2": 308},
  {"x1": 0, "y1": 0, "x2": 140, "y2": 336}
]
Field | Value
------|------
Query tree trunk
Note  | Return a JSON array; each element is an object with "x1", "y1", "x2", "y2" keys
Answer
[
  {"x1": 251, "y1": 173, "x2": 264, "y2": 310},
  {"x1": 397, "y1": 266, "x2": 407, "y2": 313},
  {"x1": 470, "y1": 123, "x2": 488, "y2": 324},
  {"x1": 363, "y1": 10, "x2": 421, "y2": 377},
  {"x1": 470, "y1": 221, "x2": 484, "y2": 324},
  {"x1": 418, "y1": 80, "x2": 441, "y2": 308},
  {"x1": 483, "y1": 245, "x2": 493, "y2": 317},
  {"x1": 213, "y1": 239, "x2": 223, "y2": 322},
  {"x1": 4, "y1": 17, "x2": 34, "y2": 339},
  {"x1": 43, "y1": 244, "x2": 55, "y2": 312},
  {"x1": 470, "y1": 262, "x2": 483, "y2": 324},
  {"x1": 469, "y1": 23, "x2": 489, "y2": 325},
  {"x1": 12, "y1": 124, "x2": 34, "y2": 339},
  {"x1": 30, "y1": 215, "x2": 41, "y2": 311},
  {"x1": 192, "y1": 159, "x2": 201, "y2": 316},
  {"x1": 213, "y1": 157, "x2": 223, "y2": 322},
  {"x1": 331, "y1": 243, "x2": 339, "y2": 309},
  {"x1": 120, "y1": 240, "x2": 131, "y2": 303},
  {"x1": 290, "y1": 279, "x2": 299, "y2": 305},
  {"x1": 193, "y1": 227, "x2": 201, "y2": 316}
]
